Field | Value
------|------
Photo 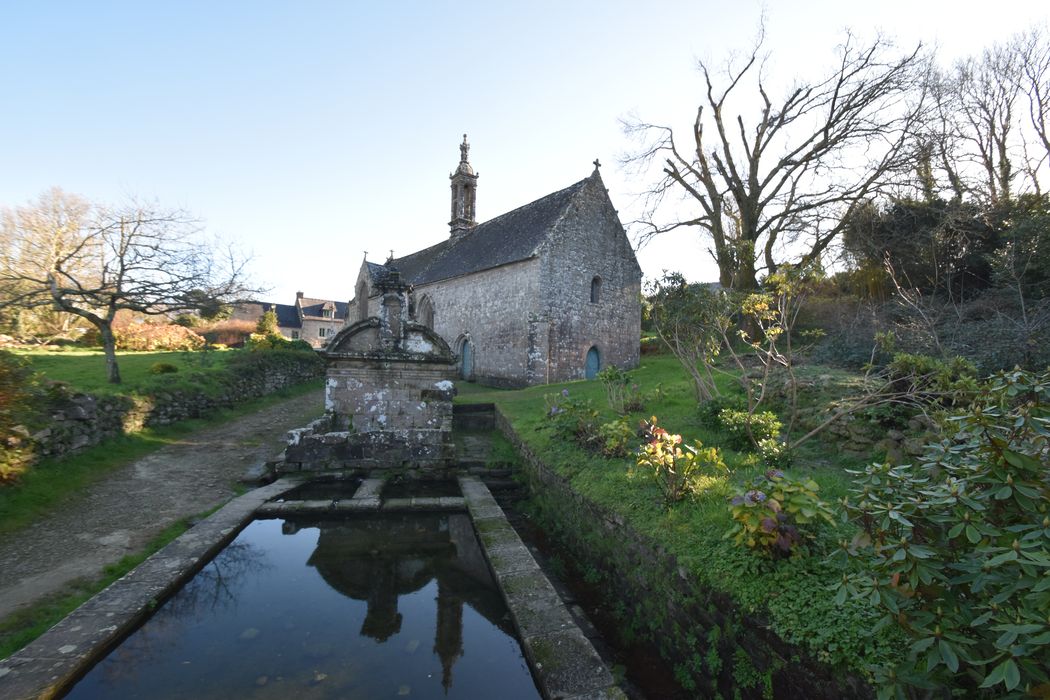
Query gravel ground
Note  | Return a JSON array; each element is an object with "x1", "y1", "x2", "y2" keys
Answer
[{"x1": 0, "y1": 388, "x2": 323, "y2": 622}]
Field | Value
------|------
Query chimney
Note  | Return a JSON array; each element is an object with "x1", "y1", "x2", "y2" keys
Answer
[{"x1": 296, "y1": 291, "x2": 304, "y2": 299}]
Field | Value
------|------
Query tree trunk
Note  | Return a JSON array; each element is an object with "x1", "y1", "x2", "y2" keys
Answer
[
  {"x1": 735, "y1": 258, "x2": 758, "y2": 292},
  {"x1": 98, "y1": 321, "x2": 122, "y2": 384}
]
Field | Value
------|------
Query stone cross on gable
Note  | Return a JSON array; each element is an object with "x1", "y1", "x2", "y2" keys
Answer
[{"x1": 593, "y1": 158, "x2": 601, "y2": 170}]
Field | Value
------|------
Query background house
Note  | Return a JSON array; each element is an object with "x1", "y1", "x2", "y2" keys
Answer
[{"x1": 230, "y1": 292, "x2": 349, "y2": 348}]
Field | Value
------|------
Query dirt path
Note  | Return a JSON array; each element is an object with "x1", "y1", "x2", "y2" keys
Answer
[{"x1": 0, "y1": 388, "x2": 324, "y2": 622}]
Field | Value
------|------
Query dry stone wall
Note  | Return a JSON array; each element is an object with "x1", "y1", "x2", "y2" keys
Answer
[{"x1": 27, "y1": 352, "x2": 323, "y2": 462}]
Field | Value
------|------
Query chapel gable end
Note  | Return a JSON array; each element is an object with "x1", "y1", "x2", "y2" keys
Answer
[{"x1": 537, "y1": 163, "x2": 642, "y2": 282}]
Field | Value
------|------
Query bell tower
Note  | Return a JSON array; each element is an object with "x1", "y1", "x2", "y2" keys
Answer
[{"x1": 449, "y1": 134, "x2": 478, "y2": 238}]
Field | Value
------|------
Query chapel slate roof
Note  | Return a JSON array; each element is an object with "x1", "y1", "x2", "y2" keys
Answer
[
  {"x1": 390, "y1": 175, "x2": 591, "y2": 286},
  {"x1": 365, "y1": 261, "x2": 390, "y2": 283}
]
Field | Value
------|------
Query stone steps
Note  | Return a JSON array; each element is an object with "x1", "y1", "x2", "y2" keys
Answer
[{"x1": 453, "y1": 402, "x2": 496, "y2": 431}]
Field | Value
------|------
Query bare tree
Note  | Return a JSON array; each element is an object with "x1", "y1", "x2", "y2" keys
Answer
[
  {"x1": 923, "y1": 68, "x2": 970, "y2": 201},
  {"x1": 0, "y1": 188, "x2": 256, "y2": 383},
  {"x1": 624, "y1": 29, "x2": 928, "y2": 290},
  {"x1": 0, "y1": 189, "x2": 96, "y2": 340},
  {"x1": 1019, "y1": 28, "x2": 1050, "y2": 189},
  {"x1": 951, "y1": 46, "x2": 1022, "y2": 205},
  {"x1": 928, "y1": 30, "x2": 1050, "y2": 203}
]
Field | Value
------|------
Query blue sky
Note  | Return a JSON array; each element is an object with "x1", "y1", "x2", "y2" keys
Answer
[{"x1": 1, "y1": 1, "x2": 1047, "y2": 302}]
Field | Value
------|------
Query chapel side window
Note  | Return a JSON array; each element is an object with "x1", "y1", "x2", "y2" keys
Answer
[{"x1": 590, "y1": 276, "x2": 602, "y2": 304}]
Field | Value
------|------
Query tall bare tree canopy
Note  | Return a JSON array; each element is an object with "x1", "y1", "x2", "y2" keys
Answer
[
  {"x1": 0, "y1": 188, "x2": 256, "y2": 383},
  {"x1": 928, "y1": 29, "x2": 1050, "y2": 203},
  {"x1": 1021, "y1": 29, "x2": 1050, "y2": 174},
  {"x1": 625, "y1": 31, "x2": 928, "y2": 290}
]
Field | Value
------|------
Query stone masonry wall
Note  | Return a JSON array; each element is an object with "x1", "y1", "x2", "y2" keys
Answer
[
  {"x1": 355, "y1": 173, "x2": 641, "y2": 388},
  {"x1": 283, "y1": 361, "x2": 456, "y2": 473},
  {"x1": 540, "y1": 174, "x2": 641, "y2": 382},
  {"x1": 325, "y1": 361, "x2": 454, "y2": 434},
  {"x1": 300, "y1": 317, "x2": 345, "y2": 348},
  {"x1": 414, "y1": 259, "x2": 543, "y2": 387},
  {"x1": 382, "y1": 174, "x2": 641, "y2": 388}
]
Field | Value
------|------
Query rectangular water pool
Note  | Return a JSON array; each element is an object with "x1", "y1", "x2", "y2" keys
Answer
[{"x1": 64, "y1": 513, "x2": 541, "y2": 699}]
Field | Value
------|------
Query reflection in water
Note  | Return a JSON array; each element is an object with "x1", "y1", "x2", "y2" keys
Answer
[
  {"x1": 89, "y1": 540, "x2": 270, "y2": 689},
  {"x1": 66, "y1": 514, "x2": 539, "y2": 700}
]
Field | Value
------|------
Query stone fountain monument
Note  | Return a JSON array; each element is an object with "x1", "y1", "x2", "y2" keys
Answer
[{"x1": 280, "y1": 264, "x2": 458, "y2": 474}]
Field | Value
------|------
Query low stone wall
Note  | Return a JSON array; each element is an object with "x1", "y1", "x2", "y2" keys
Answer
[
  {"x1": 28, "y1": 352, "x2": 323, "y2": 462},
  {"x1": 827, "y1": 415, "x2": 938, "y2": 463},
  {"x1": 494, "y1": 408, "x2": 871, "y2": 699},
  {"x1": 280, "y1": 413, "x2": 456, "y2": 474},
  {"x1": 764, "y1": 370, "x2": 940, "y2": 463}
]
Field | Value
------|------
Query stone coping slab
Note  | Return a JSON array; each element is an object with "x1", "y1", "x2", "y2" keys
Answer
[
  {"x1": 255, "y1": 495, "x2": 466, "y2": 516},
  {"x1": 457, "y1": 476, "x2": 624, "y2": 700}
]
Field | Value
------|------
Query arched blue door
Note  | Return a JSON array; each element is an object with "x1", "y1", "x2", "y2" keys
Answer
[
  {"x1": 460, "y1": 341, "x2": 473, "y2": 380},
  {"x1": 585, "y1": 347, "x2": 600, "y2": 379}
]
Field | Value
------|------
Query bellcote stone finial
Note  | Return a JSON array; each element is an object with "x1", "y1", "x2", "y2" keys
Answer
[
  {"x1": 593, "y1": 158, "x2": 601, "y2": 171},
  {"x1": 449, "y1": 133, "x2": 479, "y2": 237}
]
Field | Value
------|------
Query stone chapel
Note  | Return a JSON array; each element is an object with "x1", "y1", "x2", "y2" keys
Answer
[{"x1": 351, "y1": 136, "x2": 642, "y2": 387}]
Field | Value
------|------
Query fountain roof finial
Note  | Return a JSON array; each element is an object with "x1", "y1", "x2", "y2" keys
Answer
[{"x1": 454, "y1": 134, "x2": 474, "y2": 176}]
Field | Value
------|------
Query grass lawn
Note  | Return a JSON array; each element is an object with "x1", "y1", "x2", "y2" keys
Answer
[
  {"x1": 12, "y1": 347, "x2": 232, "y2": 395},
  {"x1": 456, "y1": 352, "x2": 903, "y2": 680}
]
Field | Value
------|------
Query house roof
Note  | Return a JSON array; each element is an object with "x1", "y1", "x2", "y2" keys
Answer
[
  {"x1": 261, "y1": 302, "x2": 302, "y2": 329},
  {"x1": 389, "y1": 174, "x2": 592, "y2": 287},
  {"x1": 229, "y1": 302, "x2": 267, "y2": 323},
  {"x1": 298, "y1": 297, "x2": 349, "y2": 320}
]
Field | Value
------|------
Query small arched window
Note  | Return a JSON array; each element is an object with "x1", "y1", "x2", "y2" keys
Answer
[
  {"x1": 417, "y1": 295, "x2": 435, "y2": 329},
  {"x1": 590, "y1": 276, "x2": 602, "y2": 304}
]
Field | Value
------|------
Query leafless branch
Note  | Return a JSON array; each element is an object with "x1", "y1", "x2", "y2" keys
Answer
[{"x1": 623, "y1": 30, "x2": 929, "y2": 290}]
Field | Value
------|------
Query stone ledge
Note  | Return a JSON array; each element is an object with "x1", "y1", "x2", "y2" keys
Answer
[
  {"x1": 458, "y1": 475, "x2": 620, "y2": 699},
  {"x1": 521, "y1": 629, "x2": 616, "y2": 699},
  {"x1": 354, "y1": 477, "x2": 385, "y2": 499}
]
